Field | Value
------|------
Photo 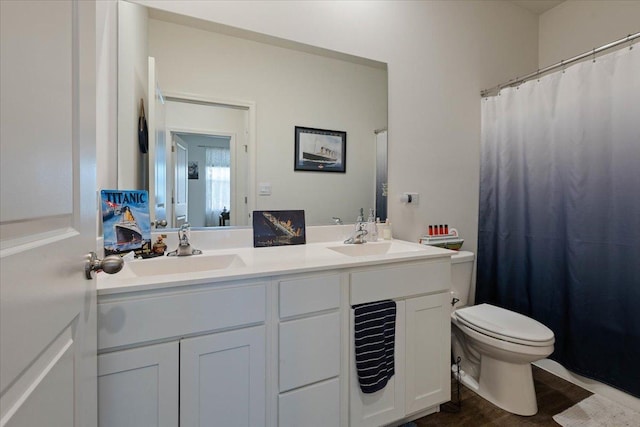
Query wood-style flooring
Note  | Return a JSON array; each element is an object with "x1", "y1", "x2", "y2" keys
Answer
[{"x1": 414, "y1": 366, "x2": 592, "y2": 426}]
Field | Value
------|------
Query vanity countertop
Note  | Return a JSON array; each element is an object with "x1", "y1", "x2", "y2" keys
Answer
[{"x1": 97, "y1": 238, "x2": 454, "y2": 296}]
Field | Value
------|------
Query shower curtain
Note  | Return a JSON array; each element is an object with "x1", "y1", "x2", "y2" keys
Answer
[{"x1": 477, "y1": 42, "x2": 640, "y2": 397}]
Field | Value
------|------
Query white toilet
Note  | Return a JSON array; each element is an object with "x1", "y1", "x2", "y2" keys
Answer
[{"x1": 450, "y1": 251, "x2": 555, "y2": 416}]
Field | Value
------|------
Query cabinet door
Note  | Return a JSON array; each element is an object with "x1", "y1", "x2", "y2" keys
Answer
[
  {"x1": 350, "y1": 301, "x2": 406, "y2": 427},
  {"x1": 180, "y1": 326, "x2": 266, "y2": 427},
  {"x1": 98, "y1": 342, "x2": 179, "y2": 427},
  {"x1": 405, "y1": 293, "x2": 451, "y2": 415}
]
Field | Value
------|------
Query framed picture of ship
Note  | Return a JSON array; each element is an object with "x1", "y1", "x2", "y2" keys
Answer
[
  {"x1": 100, "y1": 189, "x2": 152, "y2": 256},
  {"x1": 253, "y1": 210, "x2": 306, "y2": 247},
  {"x1": 294, "y1": 126, "x2": 346, "y2": 172}
]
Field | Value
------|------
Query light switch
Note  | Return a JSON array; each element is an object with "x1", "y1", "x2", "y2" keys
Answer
[{"x1": 259, "y1": 183, "x2": 272, "y2": 196}]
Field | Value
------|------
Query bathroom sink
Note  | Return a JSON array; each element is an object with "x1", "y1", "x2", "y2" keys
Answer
[
  {"x1": 327, "y1": 241, "x2": 424, "y2": 257},
  {"x1": 126, "y1": 253, "x2": 245, "y2": 277}
]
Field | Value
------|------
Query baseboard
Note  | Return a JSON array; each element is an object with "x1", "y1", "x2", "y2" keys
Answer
[{"x1": 534, "y1": 359, "x2": 640, "y2": 413}]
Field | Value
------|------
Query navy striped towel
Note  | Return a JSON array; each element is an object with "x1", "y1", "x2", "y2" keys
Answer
[{"x1": 352, "y1": 300, "x2": 396, "y2": 394}]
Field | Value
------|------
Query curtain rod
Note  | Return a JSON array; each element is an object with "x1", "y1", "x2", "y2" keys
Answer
[{"x1": 481, "y1": 32, "x2": 640, "y2": 98}]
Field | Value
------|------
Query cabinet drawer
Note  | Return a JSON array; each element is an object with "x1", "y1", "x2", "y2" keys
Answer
[
  {"x1": 279, "y1": 311, "x2": 340, "y2": 392},
  {"x1": 98, "y1": 283, "x2": 267, "y2": 350},
  {"x1": 279, "y1": 378, "x2": 340, "y2": 427},
  {"x1": 279, "y1": 274, "x2": 341, "y2": 318},
  {"x1": 350, "y1": 260, "x2": 450, "y2": 305}
]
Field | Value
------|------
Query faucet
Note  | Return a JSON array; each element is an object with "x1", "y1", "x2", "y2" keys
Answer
[
  {"x1": 332, "y1": 216, "x2": 343, "y2": 225},
  {"x1": 167, "y1": 223, "x2": 202, "y2": 256},
  {"x1": 344, "y1": 219, "x2": 368, "y2": 244}
]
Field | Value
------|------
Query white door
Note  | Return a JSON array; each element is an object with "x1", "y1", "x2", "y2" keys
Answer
[
  {"x1": 233, "y1": 120, "x2": 250, "y2": 226},
  {"x1": 0, "y1": 1, "x2": 97, "y2": 426},
  {"x1": 173, "y1": 136, "x2": 188, "y2": 227}
]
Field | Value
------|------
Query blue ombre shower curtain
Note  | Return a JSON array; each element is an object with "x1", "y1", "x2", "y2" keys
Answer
[{"x1": 477, "y1": 42, "x2": 640, "y2": 397}]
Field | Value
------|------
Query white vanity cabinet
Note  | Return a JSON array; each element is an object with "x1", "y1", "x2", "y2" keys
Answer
[
  {"x1": 97, "y1": 281, "x2": 268, "y2": 427},
  {"x1": 276, "y1": 273, "x2": 345, "y2": 427},
  {"x1": 96, "y1": 240, "x2": 454, "y2": 427},
  {"x1": 349, "y1": 259, "x2": 452, "y2": 427}
]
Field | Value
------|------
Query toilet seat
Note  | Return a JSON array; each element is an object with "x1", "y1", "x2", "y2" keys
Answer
[{"x1": 454, "y1": 304, "x2": 554, "y2": 347}]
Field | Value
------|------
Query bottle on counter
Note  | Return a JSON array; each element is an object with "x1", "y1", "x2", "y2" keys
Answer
[
  {"x1": 367, "y1": 209, "x2": 378, "y2": 242},
  {"x1": 383, "y1": 219, "x2": 392, "y2": 240}
]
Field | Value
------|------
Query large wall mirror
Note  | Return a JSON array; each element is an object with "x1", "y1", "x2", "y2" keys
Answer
[{"x1": 117, "y1": 1, "x2": 388, "y2": 229}]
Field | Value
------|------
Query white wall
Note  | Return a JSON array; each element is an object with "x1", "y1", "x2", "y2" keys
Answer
[
  {"x1": 539, "y1": 0, "x2": 640, "y2": 67},
  {"x1": 148, "y1": 17, "x2": 387, "y2": 226},
  {"x1": 129, "y1": 0, "x2": 539, "y2": 254}
]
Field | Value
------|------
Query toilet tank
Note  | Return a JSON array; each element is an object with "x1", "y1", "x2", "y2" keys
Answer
[{"x1": 451, "y1": 251, "x2": 475, "y2": 308}]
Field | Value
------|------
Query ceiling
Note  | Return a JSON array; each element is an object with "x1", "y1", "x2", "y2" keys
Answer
[{"x1": 511, "y1": 0, "x2": 565, "y2": 15}]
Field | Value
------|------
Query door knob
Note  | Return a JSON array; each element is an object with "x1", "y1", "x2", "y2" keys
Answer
[
  {"x1": 85, "y1": 252, "x2": 124, "y2": 280},
  {"x1": 152, "y1": 219, "x2": 168, "y2": 228}
]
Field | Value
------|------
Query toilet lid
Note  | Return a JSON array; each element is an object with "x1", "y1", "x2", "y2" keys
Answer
[{"x1": 455, "y1": 304, "x2": 555, "y2": 346}]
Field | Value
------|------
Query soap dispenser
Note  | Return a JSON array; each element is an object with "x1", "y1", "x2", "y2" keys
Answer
[
  {"x1": 383, "y1": 218, "x2": 392, "y2": 240},
  {"x1": 367, "y1": 209, "x2": 378, "y2": 241}
]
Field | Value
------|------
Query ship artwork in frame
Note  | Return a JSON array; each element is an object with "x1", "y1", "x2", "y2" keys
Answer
[
  {"x1": 294, "y1": 126, "x2": 346, "y2": 172},
  {"x1": 100, "y1": 189, "x2": 152, "y2": 256},
  {"x1": 253, "y1": 210, "x2": 306, "y2": 247}
]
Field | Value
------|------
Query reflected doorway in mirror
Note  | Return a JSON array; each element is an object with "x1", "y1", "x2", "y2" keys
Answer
[{"x1": 165, "y1": 98, "x2": 252, "y2": 228}]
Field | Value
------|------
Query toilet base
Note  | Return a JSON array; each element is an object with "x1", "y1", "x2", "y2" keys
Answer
[{"x1": 454, "y1": 357, "x2": 538, "y2": 416}]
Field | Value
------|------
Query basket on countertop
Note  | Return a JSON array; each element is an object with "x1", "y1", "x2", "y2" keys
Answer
[{"x1": 419, "y1": 227, "x2": 464, "y2": 250}]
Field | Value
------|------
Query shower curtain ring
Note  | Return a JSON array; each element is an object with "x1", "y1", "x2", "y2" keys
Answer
[
  {"x1": 592, "y1": 48, "x2": 596, "y2": 63},
  {"x1": 628, "y1": 34, "x2": 633, "y2": 50}
]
